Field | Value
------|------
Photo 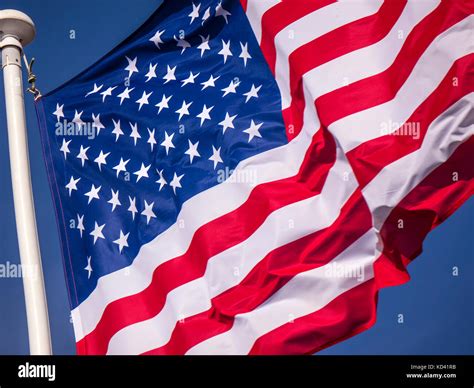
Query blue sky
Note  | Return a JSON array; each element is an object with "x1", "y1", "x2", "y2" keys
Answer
[{"x1": 0, "y1": 0, "x2": 472, "y2": 355}]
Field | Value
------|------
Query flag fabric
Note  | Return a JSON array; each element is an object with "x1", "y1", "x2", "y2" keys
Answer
[{"x1": 35, "y1": 0, "x2": 474, "y2": 355}]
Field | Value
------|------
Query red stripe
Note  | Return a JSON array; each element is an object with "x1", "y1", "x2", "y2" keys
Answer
[
  {"x1": 76, "y1": 126, "x2": 336, "y2": 354},
  {"x1": 143, "y1": 190, "x2": 371, "y2": 354},
  {"x1": 316, "y1": 2, "x2": 468, "y2": 128},
  {"x1": 283, "y1": 0, "x2": 405, "y2": 140},
  {"x1": 239, "y1": 0, "x2": 247, "y2": 13},
  {"x1": 258, "y1": 0, "x2": 335, "y2": 74},
  {"x1": 349, "y1": 54, "x2": 474, "y2": 189},
  {"x1": 248, "y1": 137, "x2": 474, "y2": 354}
]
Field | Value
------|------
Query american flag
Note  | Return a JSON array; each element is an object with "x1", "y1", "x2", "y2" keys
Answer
[{"x1": 35, "y1": 0, "x2": 473, "y2": 354}]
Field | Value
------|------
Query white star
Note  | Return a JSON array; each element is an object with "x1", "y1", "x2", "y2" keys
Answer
[
  {"x1": 65, "y1": 176, "x2": 80, "y2": 196},
  {"x1": 243, "y1": 84, "x2": 262, "y2": 103},
  {"x1": 218, "y1": 40, "x2": 233, "y2": 63},
  {"x1": 239, "y1": 42, "x2": 252, "y2": 66},
  {"x1": 112, "y1": 119, "x2": 124, "y2": 142},
  {"x1": 128, "y1": 196, "x2": 138, "y2": 220},
  {"x1": 145, "y1": 63, "x2": 158, "y2": 82},
  {"x1": 221, "y1": 79, "x2": 240, "y2": 97},
  {"x1": 90, "y1": 222, "x2": 105, "y2": 244},
  {"x1": 174, "y1": 35, "x2": 191, "y2": 54},
  {"x1": 185, "y1": 140, "x2": 200, "y2": 163},
  {"x1": 113, "y1": 157, "x2": 130, "y2": 177},
  {"x1": 76, "y1": 145, "x2": 90, "y2": 167},
  {"x1": 147, "y1": 128, "x2": 157, "y2": 151},
  {"x1": 72, "y1": 110, "x2": 84, "y2": 128},
  {"x1": 150, "y1": 29, "x2": 165, "y2": 49},
  {"x1": 84, "y1": 256, "x2": 92, "y2": 279},
  {"x1": 77, "y1": 214, "x2": 85, "y2": 237},
  {"x1": 85, "y1": 83, "x2": 103, "y2": 97},
  {"x1": 170, "y1": 173, "x2": 184, "y2": 194},
  {"x1": 156, "y1": 169, "x2": 167, "y2": 191},
  {"x1": 141, "y1": 200, "x2": 156, "y2": 224},
  {"x1": 117, "y1": 86, "x2": 135, "y2": 105},
  {"x1": 134, "y1": 163, "x2": 151, "y2": 182},
  {"x1": 215, "y1": 2, "x2": 231, "y2": 23},
  {"x1": 188, "y1": 2, "x2": 201, "y2": 24},
  {"x1": 197, "y1": 35, "x2": 211, "y2": 57},
  {"x1": 136, "y1": 90, "x2": 153, "y2": 111},
  {"x1": 181, "y1": 71, "x2": 200, "y2": 87},
  {"x1": 107, "y1": 189, "x2": 122, "y2": 212},
  {"x1": 129, "y1": 122, "x2": 141, "y2": 145},
  {"x1": 100, "y1": 86, "x2": 117, "y2": 102},
  {"x1": 196, "y1": 104, "x2": 213, "y2": 126},
  {"x1": 60, "y1": 139, "x2": 71, "y2": 159},
  {"x1": 175, "y1": 100, "x2": 192, "y2": 121},
  {"x1": 160, "y1": 131, "x2": 175, "y2": 155},
  {"x1": 94, "y1": 150, "x2": 110, "y2": 171},
  {"x1": 201, "y1": 7, "x2": 211, "y2": 24},
  {"x1": 201, "y1": 74, "x2": 220, "y2": 90},
  {"x1": 243, "y1": 120, "x2": 263, "y2": 142},
  {"x1": 113, "y1": 230, "x2": 130, "y2": 253},
  {"x1": 84, "y1": 184, "x2": 101, "y2": 204},
  {"x1": 163, "y1": 65, "x2": 177, "y2": 84},
  {"x1": 219, "y1": 112, "x2": 237, "y2": 134},
  {"x1": 92, "y1": 113, "x2": 105, "y2": 135},
  {"x1": 124, "y1": 56, "x2": 139, "y2": 78},
  {"x1": 209, "y1": 145, "x2": 223, "y2": 169},
  {"x1": 156, "y1": 94, "x2": 172, "y2": 114},
  {"x1": 53, "y1": 103, "x2": 64, "y2": 122}
]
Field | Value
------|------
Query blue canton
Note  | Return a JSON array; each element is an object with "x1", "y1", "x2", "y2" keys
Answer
[{"x1": 37, "y1": 0, "x2": 287, "y2": 307}]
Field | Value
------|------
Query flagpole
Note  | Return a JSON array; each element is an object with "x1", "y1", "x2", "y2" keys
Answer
[{"x1": 0, "y1": 9, "x2": 52, "y2": 355}]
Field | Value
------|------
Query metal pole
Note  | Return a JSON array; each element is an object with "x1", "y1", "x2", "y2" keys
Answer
[{"x1": 0, "y1": 9, "x2": 52, "y2": 355}]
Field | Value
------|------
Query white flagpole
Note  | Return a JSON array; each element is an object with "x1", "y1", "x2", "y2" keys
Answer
[{"x1": 0, "y1": 9, "x2": 52, "y2": 355}]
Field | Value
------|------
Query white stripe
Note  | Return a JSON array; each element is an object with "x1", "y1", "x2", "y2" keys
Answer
[
  {"x1": 364, "y1": 93, "x2": 474, "y2": 230},
  {"x1": 187, "y1": 95, "x2": 473, "y2": 354},
  {"x1": 186, "y1": 230, "x2": 377, "y2": 354},
  {"x1": 245, "y1": 0, "x2": 281, "y2": 44},
  {"x1": 107, "y1": 146, "x2": 357, "y2": 354},
  {"x1": 329, "y1": 16, "x2": 474, "y2": 152},
  {"x1": 285, "y1": 0, "x2": 440, "y2": 109},
  {"x1": 275, "y1": 0, "x2": 384, "y2": 108}
]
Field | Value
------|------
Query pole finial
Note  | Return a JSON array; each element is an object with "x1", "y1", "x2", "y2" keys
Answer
[{"x1": 0, "y1": 9, "x2": 36, "y2": 47}]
